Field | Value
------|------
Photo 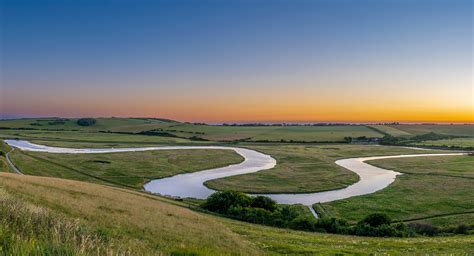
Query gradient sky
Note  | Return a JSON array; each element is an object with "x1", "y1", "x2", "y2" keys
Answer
[{"x1": 1, "y1": 0, "x2": 472, "y2": 123}]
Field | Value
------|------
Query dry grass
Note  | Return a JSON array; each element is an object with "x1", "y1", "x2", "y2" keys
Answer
[{"x1": 0, "y1": 172, "x2": 259, "y2": 255}]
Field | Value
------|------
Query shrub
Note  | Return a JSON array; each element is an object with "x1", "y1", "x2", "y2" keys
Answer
[
  {"x1": 353, "y1": 223, "x2": 377, "y2": 236},
  {"x1": 250, "y1": 196, "x2": 277, "y2": 211},
  {"x1": 77, "y1": 118, "x2": 97, "y2": 126},
  {"x1": 289, "y1": 216, "x2": 317, "y2": 231},
  {"x1": 359, "y1": 213, "x2": 391, "y2": 227},
  {"x1": 454, "y1": 224, "x2": 469, "y2": 235},
  {"x1": 201, "y1": 191, "x2": 252, "y2": 214},
  {"x1": 408, "y1": 222, "x2": 438, "y2": 236},
  {"x1": 240, "y1": 207, "x2": 273, "y2": 225},
  {"x1": 317, "y1": 217, "x2": 349, "y2": 234}
]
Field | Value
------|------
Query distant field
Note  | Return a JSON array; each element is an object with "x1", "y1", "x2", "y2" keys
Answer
[
  {"x1": 0, "y1": 117, "x2": 178, "y2": 132},
  {"x1": 1, "y1": 118, "x2": 385, "y2": 142},
  {"x1": 1, "y1": 172, "x2": 472, "y2": 255},
  {"x1": 392, "y1": 124, "x2": 474, "y2": 137},
  {"x1": 248, "y1": 125, "x2": 382, "y2": 142},
  {"x1": 411, "y1": 137, "x2": 474, "y2": 148},
  {"x1": 370, "y1": 124, "x2": 474, "y2": 137},
  {"x1": 369, "y1": 125, "x2": 412, "y2": 137},
  {"x1": 10, "y1": 149, "x2": 243, "y2": 189},
  {"x1": 0, "y1": 129, "x2": 198, "y2": 147},
  {"x1": 318, "y1": 155, "x2": 474, "y2": 228},
  {"x1": 206, "y1": 144, "x2": 432, "y2": 193},
  {"x1": 159, "y1": 123, "x2": 384, "y2": 142}
]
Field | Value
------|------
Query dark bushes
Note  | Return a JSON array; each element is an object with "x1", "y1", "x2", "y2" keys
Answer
[
  {"x1": 360, "y1": 213, "x2": 391, "y2": 227},
  {"x1": 202, "y1": 192, "x2": 351, "y2": 234},
  {"x1": 201, "y1": 191, "x2": 252, "y2": 213},
  {"x1": 408, "y1": 222, "x2": 438, "y2": 236},
  {"x1": 408, "y1": 222, "x2": 473, "y2": 236},
  {"x1": 201, "y1": 192, "x2": 469, "y2": 237},
  {"x1": 77, "y1": 118, "x2": 97, "y2": 126},
  {"x1": 251, "y1": 196, "x2": 277, "y2": 211},
  {"x1": 202, "y1": 191, "x2": 313, "y2": 230}
]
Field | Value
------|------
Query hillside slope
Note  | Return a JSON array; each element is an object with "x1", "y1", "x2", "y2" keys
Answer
[{"x1": 0, "y1": 173, "x2": 473, "y2": 255}]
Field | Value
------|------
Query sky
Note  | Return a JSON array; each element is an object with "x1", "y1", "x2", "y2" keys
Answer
[{"x1": 1, "y1": 0, "x2": 473, "y2": 123}]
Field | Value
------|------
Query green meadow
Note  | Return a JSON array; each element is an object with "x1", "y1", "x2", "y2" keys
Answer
[
  {"x1": 318, "y1": 155, "x2": 474, "y2": 228},
  {"x1": 373, "y1": 124, "x2": 474, "y2": 137},
  {"x1": 9, "y1": 149, "x2": 243, "y2": 189},
  {"x1": 206, "y1": 144, "x2": 428, "y2": 193}
]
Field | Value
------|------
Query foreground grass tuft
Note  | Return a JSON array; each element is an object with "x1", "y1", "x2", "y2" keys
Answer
[{"x1": 0, "y1": 192, "x2": 125, "y2": 255}]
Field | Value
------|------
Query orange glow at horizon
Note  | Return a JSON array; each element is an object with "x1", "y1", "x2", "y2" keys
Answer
[{"x1": 3, "y1": 93, "x2": 473, "y2": 123}]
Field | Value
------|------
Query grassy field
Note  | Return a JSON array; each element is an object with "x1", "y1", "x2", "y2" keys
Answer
[
  {"x1": 0, "y1": 118, "x2": 385, "y2": 142},
  {"x1": 387, "y1": 124, "x2": 474, "y2": 137},
  {"x1": 369, "y1": 155, "x2": 474, "y2": 178},
  {"x1": 159, "y1": 123, "x2": 384, "y2": 142},
  {"x1": 3, "y1": 118, "x2": 473, "y2": 143},
  {"x1": 0, "y1": 129, "x2": 199, "y2": 146},
  {"x1": 9, "y1": 149, "x2": 243, "y2": 189},
  {"x1": 410, "y1": 137, "x2": 474, "y2": 148},
  {"x1": 1, "y1": 172, "x2": 472, "y2": 255},
  {"x1": 369, "y1": 125, "x2": 412, "y2": 137},
  {"x1": 206, "y1": 144, "x2": 433, "y2": 193},
  {"x1": 318, "y1": 155, "x2": 474, "y2": 228}
]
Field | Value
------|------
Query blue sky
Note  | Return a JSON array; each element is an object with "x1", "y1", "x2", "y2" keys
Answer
[{"x1": 1, "y1": 0, "x2": 472, "y2": 122}]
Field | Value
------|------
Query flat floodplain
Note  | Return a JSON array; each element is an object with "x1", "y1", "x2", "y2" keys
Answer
[
  {"x1": 10, "y1": 148, "x2": 243, "y2": 189},
  {"x1": 318, "y1": 155, "x2": 474, "y2": 228},
  {"x1": 206, "y1": 144, "x2": 437, "y2": 193}
]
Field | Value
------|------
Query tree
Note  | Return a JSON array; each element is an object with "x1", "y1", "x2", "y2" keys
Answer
[{"x1": 77, "y1": 118, "x2": 97, "y2": 126}]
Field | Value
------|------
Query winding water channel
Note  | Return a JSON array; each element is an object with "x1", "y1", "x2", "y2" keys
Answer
[{"x1": 4, "y1": 140, "x2": 465, "y2": 208}]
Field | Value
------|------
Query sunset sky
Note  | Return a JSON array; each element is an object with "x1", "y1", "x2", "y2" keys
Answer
[{"x1": 1, "y1": 0, "x2": 472, "y2": 123}]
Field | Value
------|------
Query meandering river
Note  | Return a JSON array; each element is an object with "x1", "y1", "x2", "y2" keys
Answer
[{"x1": 4, "y1": 140, "x2": 465, "y2": 208}]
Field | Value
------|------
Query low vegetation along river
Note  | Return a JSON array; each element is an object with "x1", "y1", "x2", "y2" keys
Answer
[{"x1": 5, "y1": 140, "x2": 466, "y2": 216}]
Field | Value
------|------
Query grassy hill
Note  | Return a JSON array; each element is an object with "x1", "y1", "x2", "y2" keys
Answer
[{"x1": 1, "y1": 172, "x2": 472, "y2": 255}]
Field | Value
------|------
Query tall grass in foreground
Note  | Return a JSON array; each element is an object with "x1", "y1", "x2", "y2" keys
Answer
[{"x1": 0, "y1": 193, "x2": 128, "y2": 255}]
